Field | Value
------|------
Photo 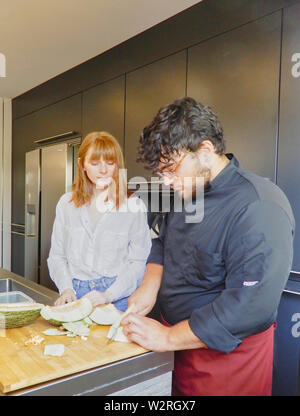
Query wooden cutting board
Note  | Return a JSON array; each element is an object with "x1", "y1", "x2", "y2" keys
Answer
[{"x1": 0, "y1": 317, "x2": 148, "y2": 393}]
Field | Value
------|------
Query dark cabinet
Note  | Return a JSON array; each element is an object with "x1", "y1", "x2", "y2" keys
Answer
[
  {"x1": 125, "y1": 51, "x2": 187, "y2": 181},
  {"x1": 82, "y1": 76, "x2": 125, "y2": 147},
  {"x1": 25, "y1": 94, "x2": 82, "y2": 143},
  {"x1": 277, "y1": 3, "x2": 300, "y2": 272},
  {"x1": 11, "y1": 232, "x2": 25, "y2": 277},
  {"x1": 187, "y1": 12, "x2": 281, "y2": 181}
]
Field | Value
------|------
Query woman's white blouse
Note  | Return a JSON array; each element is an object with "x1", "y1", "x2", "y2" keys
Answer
[{"x1": 47, "y1": 192, "x2": 152, "y2": 301}]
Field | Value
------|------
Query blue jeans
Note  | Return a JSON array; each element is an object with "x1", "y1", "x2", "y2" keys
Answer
[{"x1": 72, "y1": 276, "x2": 129, "y2": 312}]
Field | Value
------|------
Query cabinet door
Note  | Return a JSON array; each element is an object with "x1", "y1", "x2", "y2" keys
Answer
[
  {"x1": 26, "y1": 94, "x2": 82, "y2": 143},
  {"x1": 125, "y1": 51, "x2": 187, "y2": 181},
  {"x1": 11, "y1": 232, "x2": 24, "y2": 277},
  {"x1": 277, "y1": 3, "x2": 300, "y2": 272},
  {"x1": 82, "y1": 76, "x2": 125, "y2": 148},
  {"x1": 187, "y1": 12, "x2": 281, "y2": 181}
]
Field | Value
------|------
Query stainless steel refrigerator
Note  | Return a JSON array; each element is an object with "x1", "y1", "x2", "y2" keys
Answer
[{"x1": 24, "y1": 138, "x2": 80, "y2": 290}]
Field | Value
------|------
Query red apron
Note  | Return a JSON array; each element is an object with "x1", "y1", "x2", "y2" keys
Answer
[{"x1": 162, "y1": 316, "x2": 275, "y2": 396}]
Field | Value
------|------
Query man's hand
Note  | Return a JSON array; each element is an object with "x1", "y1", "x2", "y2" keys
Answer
[
  {"x1": 54, "y1": 289, "x2": 77, "y2": 305},
  {"x1": 82, "y1": 290, "x2": 107, "y2": 307},
  {"x1": 128, "y1": 263, "x2": 163, "y2": 316},
  {"x1": 128, "y1": 284, "x2": 158, "y2": 316},
  {"x1": 122, "y1": 314, "x2": 208, "y2": 352},
  {"x1": 122, "y1": 314, "x2": 170, "y2": 352}
]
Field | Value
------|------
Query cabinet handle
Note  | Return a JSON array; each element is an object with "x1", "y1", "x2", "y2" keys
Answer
[
  {"x1": 11, "y1": 231, "x2": 25, "y2": 236},
  {"x1": 34, "y1": 131, "x2": 77, "y2": 144},
  {"x1": 11, "y1": 223, "x2": 25, "y2": 228}
]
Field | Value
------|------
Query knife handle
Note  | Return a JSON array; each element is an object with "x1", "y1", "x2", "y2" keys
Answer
[
  {"x1": 107, "y1": 303, "x2": 136, "y2": 344},
  {"x1": 112, "y1": 303, "x2": 135, "y2": 328},
  {"x1": 122, "y1": 303, "x2": 135, "y2": 320}
]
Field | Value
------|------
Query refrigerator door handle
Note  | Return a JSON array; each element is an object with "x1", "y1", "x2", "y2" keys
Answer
[{"x1": 25, "y1": 204, "x2": 36, "y2": 237}]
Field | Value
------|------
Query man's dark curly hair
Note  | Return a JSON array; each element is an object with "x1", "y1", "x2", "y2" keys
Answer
[{"x1": 137, "y1": 97, "x2": 225, "y2": 172}]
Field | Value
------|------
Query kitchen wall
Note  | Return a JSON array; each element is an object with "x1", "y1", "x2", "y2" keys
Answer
[{"x1": 11, "y1": 0, "x2": 300, "y2": 276}]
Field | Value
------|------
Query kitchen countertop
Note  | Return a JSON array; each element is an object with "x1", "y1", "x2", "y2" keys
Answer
[{"x1": 0, "y1": 269, "x2": 173, "y2": 396}]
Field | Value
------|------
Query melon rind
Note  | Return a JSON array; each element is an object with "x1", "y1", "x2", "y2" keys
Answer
[
  {"x1": 41, "y1": 298, "x2": 93, "y2": 325},
  {"x1": 45, "y1": 318, "x2": 63, "y2": 327},
  {"x1": 0, "y1": 303, "x2": 44, "y2": 329}
]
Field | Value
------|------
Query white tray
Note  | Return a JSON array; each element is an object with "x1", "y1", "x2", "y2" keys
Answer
[{"x1": 0, "y1": 291, "x2": 34, "y2": 304}]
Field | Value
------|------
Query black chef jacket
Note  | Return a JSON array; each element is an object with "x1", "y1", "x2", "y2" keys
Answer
[{"x1": 147, "y1": 154, "x2": 295, "y2": 353}]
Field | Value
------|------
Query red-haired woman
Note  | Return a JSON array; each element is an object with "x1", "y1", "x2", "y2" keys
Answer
[{"x1": 47, "y1": 131, "x2": 151, "y2": 311}]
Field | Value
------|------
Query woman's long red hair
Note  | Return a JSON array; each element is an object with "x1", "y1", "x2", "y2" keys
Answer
[{"x1": 70, "y1": 131, "x2": 128, "y2": 209}]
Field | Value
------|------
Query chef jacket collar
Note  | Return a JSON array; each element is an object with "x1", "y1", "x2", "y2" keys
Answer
[{"x1": 204, "y1": 153, "x2": 239, "y2": 193}]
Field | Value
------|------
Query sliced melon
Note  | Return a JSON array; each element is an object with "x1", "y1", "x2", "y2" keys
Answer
[
  {"x1": 0, "y1": 302, "x2": 43, "y2": 329},
  {"x1": 82, "y1": 316, "x2": 93, "y2": 326},
  {"x1": 62, "y1": 321, "x2": 90, "y2": 336},
  {"x1": 89, "y1": 304, "x2": 122, "y2": 325},
  {"x1": 42, "y1": 328, "x2": 68, "y2": 336},
  {"x1": 44, "y1": 344, "x2": 65, "y2": 357},
  {"x1": 107, "y1": 325, "x2": 130, "y2": 343},
  {"x1": 41, "y1": 298, "x2": 93, "y2": 326}
]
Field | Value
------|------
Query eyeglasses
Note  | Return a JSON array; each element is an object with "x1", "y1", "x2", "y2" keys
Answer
[{"x1": 156, "y1": 150, "x2": 191, "y2": 179}]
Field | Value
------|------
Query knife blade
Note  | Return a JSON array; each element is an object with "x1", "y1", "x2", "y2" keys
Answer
[{"x1": 106, "y1": 303, "x2": 135, "y2": 345}]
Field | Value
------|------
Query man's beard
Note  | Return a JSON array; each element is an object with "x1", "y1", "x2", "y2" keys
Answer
[
  {"x1": 174, "y1": 165, "x2": 211, "y2": 201},
  {"x1": 190, "y1": 161, "x2": 211, "y2": 198}
]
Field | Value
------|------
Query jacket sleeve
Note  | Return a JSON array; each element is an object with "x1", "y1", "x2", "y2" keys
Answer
[
  {"x1": 188, "y1": 200, "x2": 294, "y2": 353},
  {"x1": 105, "y1": 207, "x2": 152, "y2": 302},
  {"x1": 146, "y1": 213, "x2": 168, "y2": 266},
  {"x1": 47, "y1": 195, "x2": 74, "y2": 294}
]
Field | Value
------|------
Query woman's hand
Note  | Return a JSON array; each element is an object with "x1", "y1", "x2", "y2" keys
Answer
[
  {"x1": 54, "y1": 289, "x2": 77, "y2": 306},
  {"x1": 82, "y1": 290, "x2": 107, "y2": 307}
]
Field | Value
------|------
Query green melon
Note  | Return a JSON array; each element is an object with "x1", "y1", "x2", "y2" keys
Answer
[
  {"x1": 41, "y1": 298, "x2": 93, "y2": 326},
  {"x1": 0, "y1": 302, "x2": 44, "y2": 329}
]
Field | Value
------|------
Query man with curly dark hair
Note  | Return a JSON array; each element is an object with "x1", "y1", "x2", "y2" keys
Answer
[{"x1": 122, "y1": 97, "x2": 295, "y2": 396}]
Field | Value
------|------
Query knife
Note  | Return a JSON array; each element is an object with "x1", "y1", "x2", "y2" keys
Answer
[{"x1": 106, "y1": 303, "x2": 135, "y2": 345}]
